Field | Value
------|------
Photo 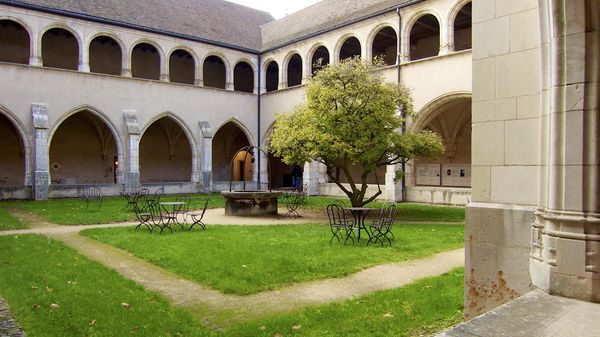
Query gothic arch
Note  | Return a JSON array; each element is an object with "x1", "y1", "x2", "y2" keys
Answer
[{"x1": 0, "y1": 105, "x2": 30, "y2": 185}]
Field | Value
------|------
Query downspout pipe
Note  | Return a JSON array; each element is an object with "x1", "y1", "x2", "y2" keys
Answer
[
  {"x1": 257, "y1": 54, "x2": 262, "y2": 190},
  {"x1": 397, "y1": 8, "x2": 407, "y2": 203}
]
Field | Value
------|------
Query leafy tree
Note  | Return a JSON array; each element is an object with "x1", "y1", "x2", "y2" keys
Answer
[{"x1": 269, "y1": 58, "x2": 444, "y2": 206}]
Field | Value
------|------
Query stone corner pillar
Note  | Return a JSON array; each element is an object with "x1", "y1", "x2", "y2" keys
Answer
[
  {"x1": 198, "y1": 121, "x2": 213, "y2": 192},
  {"x1": 123, "y1": 110, "x2": 141, "y2": 192},
  {"x1": 32, "y1": 103, "x2": 49, "y2": 200},
  {"x1": 304, "y1": 161, "x2": 326, "y2": 196},
  {"x1": 384, "y1": 164, "x2": 403, "y2": 202}
]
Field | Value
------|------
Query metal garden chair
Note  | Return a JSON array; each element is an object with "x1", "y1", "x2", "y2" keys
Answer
[
  {"x1": 326, "y1": 203, "x2": 356, "y2": 245},
  {"x1": 187, "y1": 195, "x2": 210, "y2": 231},
  {"x1": 82, "y1": 186, "x2": 102, "y2": 212},
  {"x1": 367, "y1": 202, "x2": 397, "y2": 246}
]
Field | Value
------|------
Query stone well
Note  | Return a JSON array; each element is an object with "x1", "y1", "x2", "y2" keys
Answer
[{"x1": 221, "y1": 190, "x2": 282, "y2": 216}]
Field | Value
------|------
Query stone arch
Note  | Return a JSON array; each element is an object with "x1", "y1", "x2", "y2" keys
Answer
[
  {"x1": 0, "y1": 17, "x2": 31, "y2": 64},
  {"x1": 87, "y1": 33, "x2": 124, "y2": 75},
  {"x1": 369, "y1": 24, "x2": 398, "y2": 66},
  {"x1": 0, "y1": 105, "x2": 29, "y2": 186},
  {"x1": 284, "y1": 51, "x2": 303, "y2": 87},
  {"x1": 48, "y1": 106, "x2": 123, "y2": 185},
  {"x1": 336, "y1": 34, "x2": 362, "y2": 61},
  {"x1": 412, "y1": 92, "x2": 472, "y2": 187},
  {"x1": 39, "y1": 24, "x2": 82, "y2": 70},
  {"x1": 212, "y1": 119, "x2": 255, "y2": 182},
  {"x1": 264, "y1": 59, "x2": 279, "y2": 92},
  {"x1": 233, "y1": 60, "x2": 255, "y2": 93},
  {"x1": 448, "y1": 0, "x2": 472, "y2": 52},
  {"x1": 404, "y1": 10, "x2": 442, "y2": 61},
  {"x1": 202, "y1": 53, "x2": 229, "y2": 89},
  {"x1": 139, "y1": 113, "x2": 196, "y2": 183},
  {"x1": 308, "y1": 43, "x2": 330, "y2": 75},
  {"x1": 167, "y1": 46, "x2": 197, "y2": 85},
  {"x1": 129, "y1": 39, "x2": 163, "y2": 80}
]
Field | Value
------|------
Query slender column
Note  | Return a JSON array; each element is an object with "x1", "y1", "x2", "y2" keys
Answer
[
  {"x1": 199, "y1": 121, "x2": 213, "y2": 191},
  {"x1": 30, "y1": 34, "x2": 42, "y2": 66},
  {"x1": 123, "y1": 110, "x2": 141, "y2": 192},
  {"x1": 32, "y1": 104, "x2": 49, "y2": 200},
  {"x1": 79, "y1": 45, "x2": 90, "y2": 72}
]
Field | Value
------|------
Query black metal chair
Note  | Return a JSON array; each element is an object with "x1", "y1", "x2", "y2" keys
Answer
[
  {"x1": 133, "y1": 197, "x2": 153, "y2": 232},
  {"x1": 153, "y1": 187, "x2": 164, "y2": 203},
  {"x1": 175, "y1": 195, "x2": 191, "y2": 225},
  {"x1": 326, "y1": 203, "x2": 355, "y2": 245},
  {"x1": 147, "y1": 198, "x2": 172, "y2": 234},
  {"x1": 82, "y1": 186, "x2": 102, "y2": 212},
  {"x1": 367, "y1": 202, "x2": 397, "y2": 246},
  {"x1": 187, "y1": 195, "x2": 210, "y2": 231},
  {"x1": 282, "y1": 190, "x2": 303, "y2": 217}
]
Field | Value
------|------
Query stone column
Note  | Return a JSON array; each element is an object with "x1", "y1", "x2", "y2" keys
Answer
[
  {"x1": 123, "y1": 110, "x2": 141, "y2": 192},
  {"x1": 79, "y1": 45, "x2": 90, "y2": 72},
  {"x1": 30, "y1": 35, "x2": 42, "y2": 67},
  {"x1": 384, "y1": 164, "x2": 403, "y2": 202},
  {"x1": 32, "y1": 104, "x2": 49, "y2": 200},
  {"x1": 304, "y1": 160, "x2": 327, "y2": 195},
  {"x1": 199, "y1": 121, "x2": 213, "y2": 192}
]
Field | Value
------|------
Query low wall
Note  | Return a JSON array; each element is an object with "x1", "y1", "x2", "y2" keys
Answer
[
  {"x1": 0, "y1": 186, "x2": 32, "y2": 200},
  {"x1": 406, "y1": 186, "x2": 471, "y2": 205}
]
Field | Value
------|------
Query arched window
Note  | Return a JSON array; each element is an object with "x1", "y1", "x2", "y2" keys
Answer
[
  {"x1": 131, "y1": 43, "x2": 160, "y2": 80},
  {"x1": 89, "y1": 35, "x2": 122, "y2": 75},
  {"x1": 311, "y1": 46, "x2": 330, "y2": 75},
  {"x1": 49, "y1": 111, "x2": 118, "y2": 185},
  {"x1": 0, "y1": 113, "x2": 25, "y2": 185},
  {"x1": 410, "y1": 14, "x2": 440, "y2": 61},
  {"x1": 265, "y1": 61, "x2": 279, "y2": 92},
  {"x1": 234, "y1": 61, "x2": 254, "y2": 93},
  {"x1": 203, "y1": 55, "x2": 226, "y2": 89},
  {"x1": 169, "y1": 49, "x2": 195, "y2": 85},
  {"x1": 372, "y1": 26, "x2": 397, "y2": 65},
  {"x1": 454, "y1": 2, "x2": 472, "y2": 51},
  {"x1": 140, "y1": 117, "x2": 192, "y2": 183},
  {"x1": 42, "y1": 28, "x2": 78, "y2": 70},
  {"x1": 339, "y1": 36, "x2": 361, "y2": 61},
  {"x1": 287, "y1": 53, "x2": 302, "y2": 87},
  {"x1": 0, "y1": 20, "x2": 30, "y2": 64},
  {"x1": 212, "y1": 122, "x2": 251, "y2": 182}
]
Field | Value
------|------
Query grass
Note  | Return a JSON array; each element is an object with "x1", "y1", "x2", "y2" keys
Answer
[
  {"x1": 0, "y1": 234, "x2": 464, "y2": 337},
  {"x1": 82, "y1": 223, "x2": 465, "y2": 295},
  {"x1": 0, "y1": 194, "x2": 464, "y2": 227},
  {"x1": 227, "y1": 268, "x2": 465, "y2": 337},
  {"x1": 0, "y1": 207, "x2": 27, "y2": 230},
  {"x1": 0, "y1": 234, "x2": 216, "y2": 337}
]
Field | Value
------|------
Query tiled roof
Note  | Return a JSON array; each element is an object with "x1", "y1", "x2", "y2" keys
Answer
[
  {"x1": 261, "y1": 0, "x2": 411, "y2": 50},
  {"x1": 5, "y1": 0, "x2": 274, "y2": 50}
]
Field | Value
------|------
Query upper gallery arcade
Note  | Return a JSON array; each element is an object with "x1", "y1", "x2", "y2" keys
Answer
[{"x1": 0, "y1": 0, "x2": 472, "y2": 202}]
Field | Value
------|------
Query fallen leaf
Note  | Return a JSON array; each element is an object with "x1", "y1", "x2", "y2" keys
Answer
[
  {"x1": 383, "y1": 312, "x2": 394, "y2": 318},
  {"x1": 89, "y1": 320, "x2": 96, "y2": 326},
  {"x1": 32, "y1": 304, "x2": 40, "y2": 310},
  {"x1": 31, "y1": 285, "x2": 38, "y2": 290},
  {"x1": 121, "y1": 302, "x2": 131, "y2": 309},
  {"x1": 242, "y1": 265, "x2": 247, "y2": 268},
  {"x1": 259, "y1": 326, "x2": 266, "y2": 331},
  {"x1": 50, "y1": 303, "x2": 60, "y2": 310},
  {"x1": 46, "y1": 287, "x2": 54, "y2": 293},
  {"x1": 292, "y1": 324, "x2": 302, "y2": 330}
]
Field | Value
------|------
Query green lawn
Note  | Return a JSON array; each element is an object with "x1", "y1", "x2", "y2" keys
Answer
[
  {"x1": 227, "y1": 268, "x2": 465, "y2": 337},
  {"x1": 82, "y1": 224, "x2": 464, "y2": 295},
  {"x1": 0, "y1": 235, "x2": 216, "y2": 337},
  {"x1": 0, "y1": 194, "x2": 464, "y2": 227},
  {"x1": 0, "y1": 234, "x2": 464, "y2": 337},
  {"x1": 0, "y1": 207, "x2": 27, "y2": 230}
]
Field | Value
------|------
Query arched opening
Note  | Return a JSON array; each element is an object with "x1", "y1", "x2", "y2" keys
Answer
[
  {"x1": 89, "y1": 35, "x2": 122, "y2": 75},
  {"x1": 0, "y1": 113, "x2": 25, "y2": 185},
  {"x1": 410, "y1": 14, "x2": 440, "y2": 61},
  {"x1": 454, "y1": 2, "x2": 472, "y2": 51},
  {"x1": 339, "y1": 36, "x2": 361, "y2": 61},
  {"x1": 287, "y1": 53, "x2": 302, "y2": 87},
  {"x1": 42, "y1": 28, "x2": 78, "y2": 70},
  {"x1": 139, "y1": 117, "x2": 192, "y2": 183},
  {"x1": 203, "y1": 55, "x2": 226, "y2": 89},
  {"x1": 234, "y1": 61, "x2": 254, "y2": 93},
  {"x1": 311, "y1": 46, "x2": 330, "y2": 75},
  {"x1": 0, "y1": 20, "x2": 30, "y2": 64},
  {"x1": 131, "y1": 43, "x2": 160, "y2": 80},
  {"x1": 49, "y1": 111, "x2": 117, "y2": 185},
  {"x1": 169, "y1": 49, "x2": 195, "y2": 85},
  {"x1": 414, "y1": 96, "x2": 471, "y2": 187},
  {"x1": 372, "y1": 26, "x2": 397, "y2": 66},
  {"x1": 265, "y1": 61, "x2": 279, "y2": 92},
  {"x1": 212, "y1": 122, "x2": 251, "y2": 182}
]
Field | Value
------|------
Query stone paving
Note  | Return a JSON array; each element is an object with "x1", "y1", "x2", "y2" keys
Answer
[{"x1": 0, "y1": 297, "x2": 26, "y2": 337}]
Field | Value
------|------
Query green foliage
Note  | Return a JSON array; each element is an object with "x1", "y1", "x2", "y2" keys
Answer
[
  {"x1": 270, "y1": 58, "x2": 444, "y2": 206},
  {"x1": 82, "y1": 224, "x2": 464, "y2": 295}
]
